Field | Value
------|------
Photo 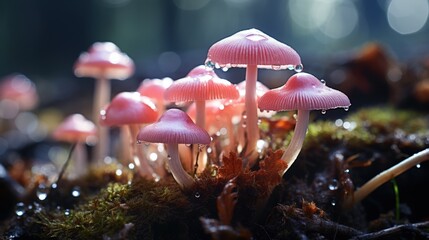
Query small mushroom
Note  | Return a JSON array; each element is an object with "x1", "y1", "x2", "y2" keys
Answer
[
  {"x1": 258, "y1": 72, "x2": 350, "y2": 176},
  {"x1": 206, "y1": 28, "x2": 302, "y2": 162},
  {"x1": 137, "y1": 77, "x2": 174, "y2": 115},
  {"x1": 164, "y1": 64, "x2": 239, "y2": 129},
  {"x1": 137, "y1": 108, "x2": 211, "y2": 189},
  {"x1": 74, "y1": 42, "x2": 134, "y2": 164},
  {"x1": 52, "y1": 114, "x2": 97, "y2": 178},
  {"x1": 100, "y1": 91, "x2": 158, "y2": 180}
]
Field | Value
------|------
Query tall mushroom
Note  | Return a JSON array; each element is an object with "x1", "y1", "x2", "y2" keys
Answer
[
  {"x1": 100, "y1": 91, "x2": 158, "y2": 180},
  {"x1": 74, "y1": 42, "x2": 134, "y2": 165},
  {"x1": 52, "y1": 114, "x2": 97, "y2": 179},
  {"x1": 206, "y1": 28, "x2": 302, "y2": 162},
  {"x1": 258, "y1": 72, "x2": 350, "y2": 176},
  {"x1": 137, "y1": 108, "x2": 211, "y2": 189}
]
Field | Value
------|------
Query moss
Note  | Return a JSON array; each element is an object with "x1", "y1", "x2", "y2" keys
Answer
[{"x1": 37, "y1": 183, "x2": 131, "y2": 239}]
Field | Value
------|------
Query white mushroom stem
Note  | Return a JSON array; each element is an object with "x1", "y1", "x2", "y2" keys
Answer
[
  {"x1": 243, "y1": 65, "x2": 260, "y2": 165},
  {"x1": 342, "y1": 148, "x2": 429, "y2": 210},
  {"x1": 281, "y1": 110, "x2": 310, "y2": 176},
  {"x1": 129, "y1": 124, "x2": 157, "y2": 180},
  {"x1": 194, "y1": 100, "x2": 207, "y2": 173},
  {"x1": 72, "y1": 141, "x2": 88, "y2": 178},
  {"x1": 93, "y1": 76, "x2": 110, "y2": 165},
  {"x1": 166, "y1": 143, "x2": 195, "y2": 189}
]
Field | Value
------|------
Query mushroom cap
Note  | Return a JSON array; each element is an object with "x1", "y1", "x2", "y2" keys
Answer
[
  {"x1": 0, "y1": 74, "x2": 39, "y2": 110},
  {"x1": 206, "y1": 28, "x2": 301, "y2": 70},
  {"x1": 100, "y1": 92, "x2": 158, "y2": 126},
  {"x1": 186, "y1": 100, "x2": 231, "y2": 134},
  {"x1": 74, "y1": 42, "x2": 135, "y2": 80},
  {"x1": 258, "y1": 72, "x2": 351, "y2": 111},
  {"x1": 164, "y1": 65, "x2": 239, "y2": 102},
  {"x1": 52, "y1": 114, "x2": 97, "y2": 143},
  {"x1": 137, "y1": 77, "x2": 174, "y2": 101},
  {"x1": 137, "y1": 108, "x2": 211, "y2": 145}
]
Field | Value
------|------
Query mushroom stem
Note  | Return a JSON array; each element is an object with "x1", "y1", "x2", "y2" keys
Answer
[
  {"x1": 195, "y1": 100, "x2": 206, "y2": 129},
  {"x1": 342, "y1": 148, "x2": 429, "y2": 210},
  {"x1": 243, "y1": 65, "x2": 260, "y2": 165},
  {"x1": 129, "y1": 124, "x2": 156, "y2": 180},
  {"x1": 93, "y1": 76, "x2": 110, "y2": 165},
  {"x1": 166, "y1": 143, "x2": 195, "y2": 189},
  {"x1": 280, "y1": 110, "x2": 310, "y2": 176},
  {"x1": 72, "y1": 141, "x2": 88, "y2": 178}
]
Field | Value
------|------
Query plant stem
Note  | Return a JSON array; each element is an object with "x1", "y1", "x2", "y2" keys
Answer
[
  {"x1": 167, "y1": 144, "x2": 195, "y2": 189},
  {"x1": 342, "y1": 148, "x2": 429, "y2": 210},
  {"x1": 243, "y1": 65, "x2": 259, "y2": 166},
  {"x1": 281, "y1": 110, "x2": 310, "y2": 176}
]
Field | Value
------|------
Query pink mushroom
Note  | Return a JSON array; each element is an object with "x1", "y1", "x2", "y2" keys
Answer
[
  {"x1": 100, "y1": 91, "x2": 158, "y2": 180},
  {"x1": 164, "y1": 65, "x2": 239, "y2": 129},
  {"x1": 206, "y1": 28, "x2": 302, "y2": 162},
  {"x1": 137, "y1": 108, "x2": 211, "y2": 189},
  {"x1": 258, "y1": 72, "x2": 350, "y2": 176},
  {"x1": 52, "y1": 114, "x2": 97, "y2": 178},
  {"x1": 74, "y1": 42, "x2": 135, "y2": 165},
  {"x1": 137, "y1": 77, "x2": 173, "y2": 115},
  {"x1": 0, "y1": 74, "x2": 38, "y2": 119}
]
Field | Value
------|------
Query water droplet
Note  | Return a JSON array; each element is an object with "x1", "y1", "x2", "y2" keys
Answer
[
  {"x1": 152, "y1": 173, "x2": 161, "y2": 182},
  {"x1": 344, "y1": 169, "x2": 350, "y2": 174},
  {"x1": 198, "y1": 144, "x2": 205, "y2": 151},
  {"x1": 222, "y1": 67, "x2": 229, "y2": 72},
  {"x1": 331, "y1": 199, "x2": 337, "y2": 206},
  {"x1": 416, "y1": 164, "x2": 421, "y2": 169},
  {"x1": 205, "y1": 60, "x2": 215, "y2": 69},
  {"x1": 287, "y1": 65, "x2": 294, "y2": 70},
  {"x1": 328, "y1": 179, "x2": 339, "y2": 191},
  {"x1": 294, "y1": 64, "x2": 303, "y2": 72},
  {"x1": 15, "y1": 202, "x2": 25, "y2": 217},
  {"x1": 51, "y1": 183, "x2": 58, "y2": 189},
  {"x1": 128, "y1": 163, "x2": 135, "y2": 170},
  {"x1": 194, "y1": 192, "x2": 201, "y2": 198},
  {"x1": 36, "y1": 183, "x2": 49, "y2": 201},
  {"x1": 320, "y1": 79, "x2": 326, "y2": 85},
  {"x1": 115, "y1": 169, "x2": 123, "y2": 176},
  {"x1": 71, "y1": 186, "x2": 81, "y2": 198},
  {"x1": 185, "y1": 143, "x2": 191, "y2": 147},
  {"x1": 206, "y1": 147, "x2": 212, "y2": 154},
  {"x1": 271, "y1": 65, "x2": 281, "y2": 70},
  {"x1": 321, "y1": 110, "x2": 327, "y2": 115},
  {"x1": 64, "y1": 209, "x2": 71, "y2": 216},
  {"x1": 344, "y1": 107, "x2": 349, "y2": 111}
]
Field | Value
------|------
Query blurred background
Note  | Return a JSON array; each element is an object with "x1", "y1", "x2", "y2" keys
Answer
[
  {"x1": 0, "y1": 0, "x2": 429, "y2": 157},
  {"x1": 1, "y1": 0, "x2": 429, "y2": 108}
]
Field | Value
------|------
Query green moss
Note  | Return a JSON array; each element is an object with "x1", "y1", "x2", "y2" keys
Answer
[{"x1": 38, "y1": 183, "x2": 131, "y2": 239}]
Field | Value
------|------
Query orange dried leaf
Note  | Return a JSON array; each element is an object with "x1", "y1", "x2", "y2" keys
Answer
[
  {"x1": 218, "y1": 152, "x2": 243, "y2": 179},
  {"x1": 255, "y1": 149, "x2": 287, "y2": 187}
]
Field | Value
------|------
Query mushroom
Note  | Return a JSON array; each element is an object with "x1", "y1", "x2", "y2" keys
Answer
[
  {"x1": 137, "y1": 77, "x2": 174, "y2": 115},
  {"x1": 100, "y1": 91, "x2": 158, "y2": 180},
  {"x1": 74, "y1": 42, "x2": 134, "y2": 164},
  {"x1": 165, "y1": 65, "x2": 239, "y2": 172},
  {"x1": 136, "y1": 108, "x2": 211, "y2": 189},
  {"x1": 206, "y1": 28, "x2": 302, "y2": 162},
  {"x1": 164, "y1": 65, "x2": 239, "y2": 129},
  {"x1": 258, "y1": 72, "x2": 350, "y2": 176},
  {"x1": 52, "y1": 114, "x2": 97, "y2": 179},
  {"x1": 0, "y1": 73, "x2": 39, "y2": 113}
]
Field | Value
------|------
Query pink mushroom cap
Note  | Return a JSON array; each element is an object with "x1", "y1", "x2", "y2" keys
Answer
[
  {"x1": 100, "y1": 92, "x2": 158, "y2": 126},
  {"x1": 206, "y1": 28, "x2": 302, "y2": 70},
  {"x1": 137, "y1": 108, "x2": 211, "y2": 145},
  {"x1": 258, "y1": 72, "x2": 351, "y2": 111},
  {"x1": 164, "y1": 65, "x2": 239, "y2": 102},
  {"x1": 74, "y1": 42, "x2": 135, "y2": 80},
  {"x1": 0, "y1": 74, "x2": 39, "y2": 110},
  {"x1": 52, "y1": 114, "x2": 97, "y2": 143},
  {"x1": 137, "y1": 77, "x2": 174, "y2": 101}
]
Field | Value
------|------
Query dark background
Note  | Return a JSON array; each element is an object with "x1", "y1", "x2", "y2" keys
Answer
[{"x1": 0, "y1": 0, "x2": 428, "y2": 114}]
